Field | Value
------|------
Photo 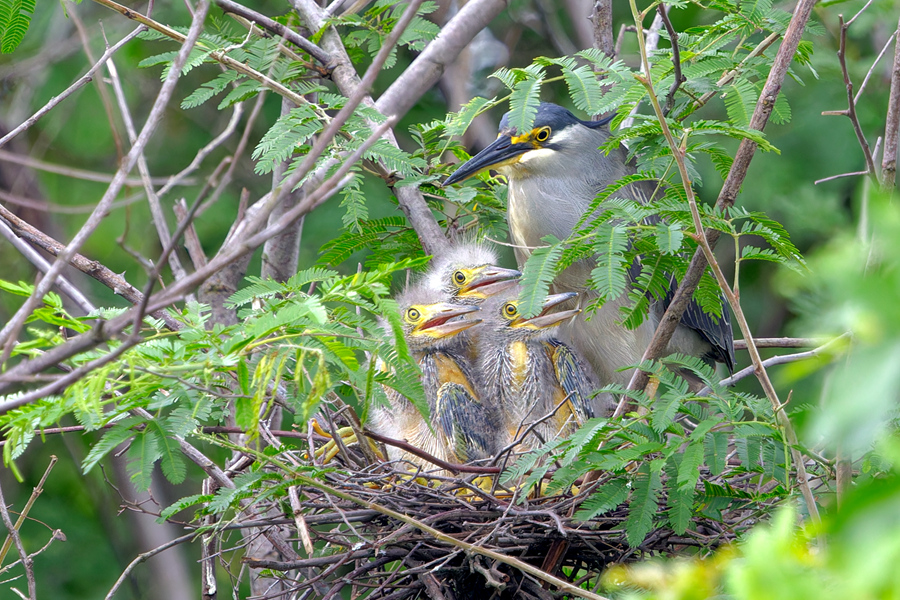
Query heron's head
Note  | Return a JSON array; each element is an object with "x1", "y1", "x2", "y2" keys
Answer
[
  {"x1": 486, "y1": 291, "x2": 580, "y2": 342},
  {"x1": 443, "y1": 103, "x2": 611, "y2": 186},
  {"x1": 425, "y1": 243, "x2": 521, "y2": 303},
  {"x1": 396, "y1": 286, "x2": 482, "y2": 352}
]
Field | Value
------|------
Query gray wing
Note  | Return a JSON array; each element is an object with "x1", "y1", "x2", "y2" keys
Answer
[
  {"x1": 435, "y1": 383, "x2": 495, "y2": 462},
  {"x1": 547, "y1": 340, "x2": 602, "y2": 422}
]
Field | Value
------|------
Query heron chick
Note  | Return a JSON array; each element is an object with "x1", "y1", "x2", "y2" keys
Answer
[
  {"x1": 477, "y1": 290, "x2": 615, "y2": 452},
  {"x1": 368, "y1": 286, "x2": 498, "y2": 470}
]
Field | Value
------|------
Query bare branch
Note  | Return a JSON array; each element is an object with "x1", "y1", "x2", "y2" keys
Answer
[
  {"x1": 657, "y1": 4, "x2": 685, "y2": 116},
  {"x1": 0, "y1": 478, "x2": 36, "y2": 599},
  {"x1": 0, "y1": 204, "x2": 179, "y2": 329},
  {"x1": 589, "y1": 0, "x2": 614, "y2": 57},
  {"x1": 883, "y1": 17, "x2": 900, "y2": 190},
  {"x1": 0, "y1": 25, "x2": 145, "y2": 151}
]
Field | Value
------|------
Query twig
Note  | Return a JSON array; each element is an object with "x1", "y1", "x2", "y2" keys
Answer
[
  {"x1": 0, "y1": 205, "x2": 179, "y2": 329},
  {"x1": 733, "y1": 337, "x2": 828, "y2": 350},
  {"x1": 700, "y1": 334, "x2": 850, "y2": 395},
  {"x1": 657, "y1": 4, "x2": 685, "y2": 116},
  {"x1": 0, "y1": 150, "x2": 187, "y2": 186},
  {"x1": 363, "y1": 430, "x2": 501, "y2": 474},
  {"x1": 0, "y1": 220, "x2": 96, "y2": 315},
  {"x1": 828, "y1": 11, "x2": 878, "y2": 180},
  {"x1": 0, "y1": 457, "x2": 57, "y2": 567},
  {"x1": 0, "y1": 478, "x2": 35, "y2": 599},
  {"x1": 882, "y1": 18, "x2": 900, "y2": 190},
  {"x1": 814, "y1": 170, "x2": 870, "y2": 185},
  {"x1": 0, "y1": 25, "x2": 145, "y2": 151},
  {"x1": 104, "y1": 532, "x2": 196, "y2": 600},
  {"x1": 855, "y1": 28, "x2": 897, "y2": 106}
]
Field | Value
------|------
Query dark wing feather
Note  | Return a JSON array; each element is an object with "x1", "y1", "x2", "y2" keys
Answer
[
  {"x1": 435, "y1": 383, "x2": 494, "y2": 462},
  {"x1": 547, "y1": 340, "x2": 598, "y2": 422}
]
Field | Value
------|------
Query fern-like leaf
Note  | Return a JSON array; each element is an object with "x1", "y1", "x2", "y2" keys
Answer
[
  {"x1": 517, "y1": 238, "x2": 563, "y2": 319},
  {"x1": 624, "y1": 460, "x2": 663, "y2": 546},
  {"x1": 0, "y1": 0, "x2": 35, "y2": 53}
]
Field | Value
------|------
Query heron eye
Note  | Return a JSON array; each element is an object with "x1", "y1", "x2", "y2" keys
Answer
[
  {"x1": 406, "y1": 308, "x2": 420, "y2": 321},
  {"x1": 534, "y1": 127, "x2": 551, "y2": 142},
  {"x1": 453, "y1": 270, "x2": 467, "y2": 285},
  {"x1": 503, "y1": 303, "x2": 518, "y2": 318}
]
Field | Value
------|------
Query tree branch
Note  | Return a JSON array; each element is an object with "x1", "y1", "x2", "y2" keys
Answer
[{"x1": 883, "y1": 17, "x2": 900, "y2": 190}]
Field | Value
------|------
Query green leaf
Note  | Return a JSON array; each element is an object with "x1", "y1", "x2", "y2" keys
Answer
[
  {"x1": 574, "y1": 478, "x2": 629, "y2": 520},
  {"x1": 82, "y1": 418, "x2": 145, "y2": 474},
  {"x1": 678, "y1": 440, "x2": 704, "y2": 488},
  {"x1": 655, "y1": 222, "x2": 684, "y2": 254},
  {"x1": 704, "y1": 430, "x2": 729, "y2": 476},
  {"x1": 152, "y1": 423, "x2": 187, "y2": 484},
  {"x1": 0, "y1": 0, "x2": 35, "y2": 53},
  {"x1": 517, "y1": 238, "x2": 563, "y2": 319},
  {"x1": 506, "y1": 71, "x2": 544, "y2": 133},
  {"x1": 126, "y1": 428, "x2": 162, "y2": 492},
  {"x1": 588, "y1": 224, "x2": 629, "y2": 300},
  {"x1": 562, "y1": 65, "x2": 605, "y2": 115},
  {"x1": 625, "y1": 460, "x2": 663, "y2": 547}
]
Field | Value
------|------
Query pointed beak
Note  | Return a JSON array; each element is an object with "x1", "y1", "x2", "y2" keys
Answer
[
  {"x1": 458, "y1": 266, "x2": 522, "y2": 299},
  {"x1": 419, "y1": 303, "x2": 482, "y2": 337},
  {"x1": 512, "y1": 292, "x2": 580, "y2": 330},
  {"x1": 442, "y1": 134, "x2": 531, "y2": 186}
]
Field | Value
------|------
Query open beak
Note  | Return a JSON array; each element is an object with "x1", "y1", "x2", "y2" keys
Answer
[
  {"x1": 442, "y1": 134, "x2": 531, "y2": 186},
  {"x1": 514, "y1": 292, "x2": 581, "y2": 330},
  {"x1": 418, "y1": 303, "x2": 482, "y2": 337},
  {"x1": 458, "y1": 266, "x2": 522, "y2": 299}
]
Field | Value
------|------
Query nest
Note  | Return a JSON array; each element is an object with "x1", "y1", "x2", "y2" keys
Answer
[{"x1": 237, "y1": 411, "x2": 772, "y2": 600}]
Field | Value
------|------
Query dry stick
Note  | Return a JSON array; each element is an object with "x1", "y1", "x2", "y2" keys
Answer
[
  {"x1": 827, "y1": 9, "x2": 878, "y2": 181},
  {"x1": 733, "y1": 337, "x2": 827, "y2": 350},
  {"x1": 0, "y1": 456, "x2": 57, "y2": 567},
  {"x1": 0, "y1": 9, "x2": 203, "y2": 360},
  {"x1": 222, "y1": 447, "x2": 611, "y2": 600},
  {"x1": 0, "y1": 477, "x2": 35, "y2": 599},
  {"x1": 883, "y1": 17, "x2": 900, "y2": 190},
  {"x1": 105, "y1": 53, "x2": 192, "y2": 290},
  {"x1": 699, "y1": 334, "x2": 850, "y2": 395},
  {"x1": 0, "y1": 26, "x2": 145, "y2": 151},
  {"x1": 104, "y1": 532, "x2": 196, "y2": 600},
  {"x1": 0, "y1": 220, "x2": 96, "y2": 314},
  {"x1": 214, "y1": 0, "x2": 334, "y2": 71},
  {"x1": 0, "y1": 205, "x2": 180, "y2": 329},
  {"x1": 0, "y1": 150, "x2": 185, "y2": 186},
  {"x1": 624, "y1": 0, "x2": 821, "y2": 527},
  {"x1": 363, "y1": 430, "x2": 501, "y2": 475}
]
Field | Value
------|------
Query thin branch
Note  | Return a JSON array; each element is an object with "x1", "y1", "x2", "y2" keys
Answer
[
  {"x1": 104, "y1": 532, "x2": 196, "y2": 600},
  {"x1": 855, "y1": 28, "x2": 897, "y2": 106},
  {"x1": 632, "y1": 0, "x2": 817, "y2": 393},
  {"x1": 0, "y1": 25, "x2": 145, "y2": 151},
  {"x1": 0, "y1": 150, "x2": 187, "y2": 186},
  {"x1": 831, "y1": 11, "x2": 878, "y2": 180},
  {"x1": 883, "y1": 17, "x2": 900, "y2": 190},
  {"x1": 363, "y1": 430, "x2": 501, "y2": 475},
  {"x1": 0, "y1": 204, "x2": 179, "y2": 329},
  {"x1": 0, "y1": 478, "x2": 36, "y2": 599},
  {"x1": 657, "y1": 4, "x2": 684, "y2": 116},
  {"x1": 0, "y1": 456, "x2": 56, "y2": 566},
  {"x1": 814, "y1": 169, "x2": 870, "y2": 185},
  {"x1": 622, "y1": 0, "x2": 821, "y2": 527},
  {"x1": 733, "y1": 337, "x2": 829, "y2": 350},
  {"x1": 0, "y1": 220, "x2": 96, "y2": 315}
]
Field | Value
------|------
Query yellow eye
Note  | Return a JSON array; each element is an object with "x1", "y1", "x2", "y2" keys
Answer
[
  {"x1": 534, "y1": 127, "x2": 551, "y2": 142},
  {"x1": 406, "y1": 308, "x2": 420, "y2": 322},
  {"x1": 453, "y1": 270, "x2": 467, "y2": 286},
  {"x1": 502, "y1": 303, "x2": 518, "y2": 319}
]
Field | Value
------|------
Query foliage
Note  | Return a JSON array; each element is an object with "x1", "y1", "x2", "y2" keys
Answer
[{"x1": 0, "y1": 0, "x2": 34, "y2": 53}]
